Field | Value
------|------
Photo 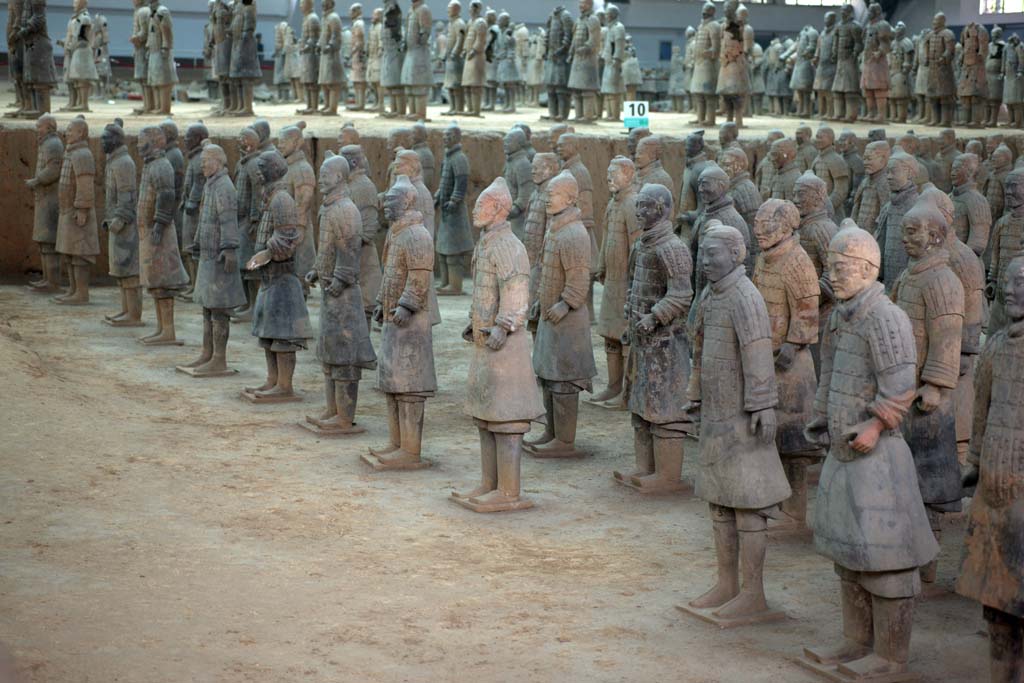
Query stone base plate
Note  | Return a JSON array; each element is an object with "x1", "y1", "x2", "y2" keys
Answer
[
  {"x1": 297, "y1": 419, "x2": 366, "y2": 436},
  {"x1": 792, "y1": 656, "x2": 920, "y2": 683},
  {"x1": 239, "y1": 389, "x2": 302, "y2": 404},
  {"x1": 359, "y1": 452, "x2": 432, "y2": 471},
  {"x1": 139, "y1": 337, "x2": 185, "y2": 346},
  {"x1": 103, "y1": 318, "x2": 146, "y2": 327},
  {"x1": 175, "y1": 365, "x2": 238, "y2": 378},
  {"x1": 450, "y1": 493, "x2": 535, "y2": 513},
  {"x1": 613, "y1": 473, "x2": 694, "y2": 496},
  {"x1": 675, "y1": 602, "x2": 787, "y2": 630},
  {"x1": 523, "y1": 443, "x2": 589, "y2": 459}
]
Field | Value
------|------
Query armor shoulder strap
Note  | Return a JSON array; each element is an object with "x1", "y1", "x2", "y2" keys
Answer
[
  {"x1": 655, "y1": 238, "x2": 693, "y2": 280},
  {"x1": 405, "y1": 226, "x2": 435, "y2": 270},
  {"x1": 783, "y1": 247, "x2": 821, "y2": 300},
  {"x1": 731, "y1": 279, "x2": 772, "y2": 346},
  {"x1": 488, "y1": 231, "x2": 530, "y2": 281},
  {"x1": 922, "y1": 267, "x2": 966, "y2": 319},
  {"x1": 866, "y1": 298, "x2": 918, "y2": 372},
  {"x1": 966, "y1": 191, "x2": 993, "y2": 226}
]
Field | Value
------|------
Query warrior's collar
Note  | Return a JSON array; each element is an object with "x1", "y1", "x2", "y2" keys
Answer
[
  {"x1": 838, "y1": 281, "x2": 885, "y2": 321},
  {"x1": 761, "y1": 233, "x2": 798, "y2": 262},
  {"x1": 548, "y1": 206, "x2": 582, "y2": 233},
  {"x1": 952, "y1": 181, "x2": 977, "y2": 196},
  {"x1": 709, "y1": 265, "x2": 745, "y2": 295},
  {"x1": 907, "y1": 248, "x2": 950, "y2": 275},
  {"x1": 640, "y1": 218, "x2": 674, "y2": 247}
]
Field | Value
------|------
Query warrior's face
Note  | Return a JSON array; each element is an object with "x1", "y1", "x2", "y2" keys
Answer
[
  {"x1": 933, "y1": 13, "x2": 946, "y2": 31},
  {"x1": 607, "y1": 163, "x2": 630, "y2": 194},
  {"x1": 634, "y1": 139, "x2": 655, "y2": 168},
  {"x1": 544, "y1": 182, "x2": 575, "y2": 216},
  {"x1": 578, "y1": 0, "x2": 592, "y2": 16},
  {"x1": 702, "y1": 2, "x2": 715, "y2": 20},
  {"x1": 201, "y1": 149, "x2": 223, "y2": 178},
  {"x1": 951, "y1": 156, "x2": 972, "y2": 186},
  {"x1": 238, "y1": 130, "x2": 257, "y2": 154},
  {"x1": 685, "y1": 135, "x2": 704, "y2": 158},
  {"x1": 634, "y1": 187, "x2": 669, "y2": 229},
  {"x1": 753, "y1": 209, "x2": 790, "y2": 252},
  {"x1": 815, "y1": 128, "x2": 833, "y2": 151},
  {"x1": 1005, "y1": 258, "x2": 1024, "y2": 321},
  {"x1": 66, "y1": 121, "x2": 87, "y2": 146},
  {"x1": 841, "y1": 4, "x2": 854, "y2": 22},
  {"x1": 531, "y1": 158, "x2": 557, "y2": 186},
  {"x1": 278, "y1": 132, "x2": 301, "y2": 158},
  {"x1": 697, "y1": 175, "x2": 725, "y2": 205},
  {"x1": 443, "y1": 127, "x2": 460, "y2": 149},
  {"x1": 864, "y1": 147, "x2": 887, "y2": 175},
  {"x1": 101, "y1": 129, "x2": 121, "y2": 155},
  {"x1": 701, "y1": 237, "x2": 739, "y2": 284},
  {"x1": 447, "y1": 1, "x2": 459, "y2": 19},
  {"x1": 383, "y1": 189, "x2": 409, "y2": 223},
  {"x1": 887, "y1": 158, "x2": 913, "y2": 192},
  {"x1": 901, "y1": 213, "x2": 941, "y2": 259},
  {"x1": 828, "y1": 251, "x2": 875, "y2": 301}
]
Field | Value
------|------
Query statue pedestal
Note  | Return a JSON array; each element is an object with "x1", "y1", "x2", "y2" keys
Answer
[
  {"x1": 296, "y1": 419, "x2": 366, "y2": 436},
  {"x1": 674, "y1": 602, "x2": 787, "y2": 630},
  {"x1": 239, "y1": 389, "x2": 302, "y2": 404}
]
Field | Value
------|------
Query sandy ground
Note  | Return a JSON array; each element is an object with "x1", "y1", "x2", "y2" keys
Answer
[
  {"x1": 0, "y1": 281, "x2": 988, "y2": 683},
  {"x1": 0, "y1": 85, "x2": 1006, "y2": 142}
]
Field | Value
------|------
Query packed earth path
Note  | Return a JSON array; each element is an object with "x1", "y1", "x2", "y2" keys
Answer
[{"x1": 0, "y1": 283, "x2": 987, "y2": 683}]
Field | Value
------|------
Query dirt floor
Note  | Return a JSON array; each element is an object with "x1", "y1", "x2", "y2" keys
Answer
[{"x1": 0, "y1": 280, "x2": 988, "y2": 683}]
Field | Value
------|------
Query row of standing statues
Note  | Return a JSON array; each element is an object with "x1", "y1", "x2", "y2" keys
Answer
[
  {"x1": 20, "y1": 110, "x2": 1024, "y2": 682},
  {"x1": 16, "y1": 0, "x2": 1024, "y2": 132}
]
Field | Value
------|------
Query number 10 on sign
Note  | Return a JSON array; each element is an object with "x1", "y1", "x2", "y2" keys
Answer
[{"x1": 622, "y1": 100, "x2": 649, "y2": 129}]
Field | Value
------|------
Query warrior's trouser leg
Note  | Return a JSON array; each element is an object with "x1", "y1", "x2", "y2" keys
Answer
[
  {"x1": 876, "y1": 95, "x2": 887, "y2": 124},
  {"x1": 704, "y1": 95, "x2": 716, "y2": 126},
  {"x1": 986, "y1": 608, "x2": 1024, "y2": 683},
  {"x1": 141, "y1": 296, "x2": 178, "y2": 343},
  {"x1": 710, "y1": 511, "x2": 771, "y2": 618},
  {"x1": 804, "y1": 578, "x2": 874, "y2": 665},
  {"x1": 332, "y1": 379, "x2": 359, "y2": 427},
  {"x1": 778, "y1": 456, "x2": 812, "y2": 527},
  {"x1": 837, "y1": 596, "x2": 915, "y2": 678},
  {"x1": 591, "y1": 339, "x2": 624, "y2": 403},
  {"x1": 192, "y1": 310, "x2": 232, "y2": 373},
  {"x1": 370, "y1": 393, "x2": 402, "y2": 456},
  {"x1": 182, "y1": 308, "x2": 214, "y2": 367},
  {"x1": 437, "y1": 254, "x2": 464, "y2": 294},
  {"x1": 920, "y1": 509, "x2": 942, "y2": 583},
  {"x1": 844, "y1": 94, "x2": 859, "y2": 122},
  {"x1": 558, "y1": 91, "x2": 571, "y2": 121},
  {"x1": 551, "y1": 391, "x2": 579, "y2": 445},
  {"x1": 545, "y1": 87, "x2": 558, "y2": 119},
  {"x1": 453, "y1": 427, "x2": 498, "y2": 499},
  {"x1": 494, "y1": 432, "x2": 524, "y2": 499},
  {"x1": 572, "y1": 92, "x2": 584, "y2": 121},
  {"x1": 376, "y1": 395, "x2": 426, "y2": 464},
  {"x1": 690, "y1": 504, "x2": 740, "y2": 609},
  {"x1": 78, "y1": 83, "x2": 92, "y2": 111},
  {"x1": 55, "y1": 261, "x2": 91, "y2": 305},
  {"x1": 246, "y1": 347, "x2": 278, "y2": 392},
  {"x1": 614, "y1": 414, "x2": 654, "y2": 480},
  {"x1": 525, "y1": 386, "x2": 555, "y2": 446},
  {"x1": 28, "y1": 248, "x2": 62, "y2": 292}
]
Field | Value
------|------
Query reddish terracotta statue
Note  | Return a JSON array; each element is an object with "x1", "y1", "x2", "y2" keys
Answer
[
  {"x1": 340, "y1": 144, "x2": 382, "y2": 328},
  {"x1": 751, "y1": 199, "x2": 822, "y2": 532},
  {"x1": 452, "y1": 177, "x2": 543, "y2": 512},
  {"x1": 525, "y1": 170, "x2": 596, "y2": 458},
  {"x1": 683, "y1": 222, "x2": 790, "y2": 625},
  {"x1": 719, "y1": 147, "x2": 760, "y2": 239},
  {"x1": 53, "y1": 116, "x2": 98, "y2": 305},
  {"x1": 988, "y1": 168, "x2": 1024, "y2": 332},
  {"x1": 303, "y1": 153, "x2": 377, "y2": 434},
  {"x1": 949, "y1": 152, "x2": 992, "y2": 257},
  {"x1": 755, "y1": 129, "x2": 784, "y2": 201},
  {"x1": 230, "y1": 126, "x2": 261, "y2": 324},
  {"x1": 366, "y1": 175, "x2": 437, "y2": 470},
  {"x1": 800, "y1": 224, "x2": 937, "y2": 681},
  {"x1": 891, "y1": 201, "x2": 965, "y2": 588},
  {"x1": 769, "y1": 138, "x2": 800, "y2": 203},
  {"x1": 957, "y1": 255, "x2": 1024, "y2": 683},
  {"x1": 849, "y1": 140, "x2": 891, "y2": 238},
  {"x1": 26, "y1": 114, "x2": 63, "y2": 293},
  {"x1": 874, "y1": 150, "x2": 919, "y2": 289},
  {"x1": 633, "y1": 135, "x2": 675, "y2": 205},
  {"x1": 613, "y1": 183, "x2": 693, "y2": 493},
  {"x1": 525, "y1": 152, "x2": 560, "y2": 334}
]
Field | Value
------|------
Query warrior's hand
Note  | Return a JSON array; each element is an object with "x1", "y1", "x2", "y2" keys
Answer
[
  {"x1": 391, "y1": 304, "x2": 413, "y2": 326},
  {"x1": 445, "y1": 201, "x2": 458, "y2": 213},
  {"x1": 218, "y1": 248, "x2": 237, "y2": 274},
  {"x1": 915, "y1": 383, "x2": 941, "y2": 413},
  {"x1": 486, "y1": 325, "x2": 508, "y2": 350},
  {"x1": 186, "y1": 203, "x2": 200, "y2": 216},
  {"x1": 305, "y1": 269, "x2": 319, "y2": 286},
  {"x1": 962, "y1": 464, "x2": 980, "y2": 489},
  {"x1": 637, "y1": 313, "x2": 656, "y2": 333},
  {"x1": 461, "y1": 322, "x2": 474, "y2": 342},
  {"x1": 846, "y1": 417, "x2": 883, "y2": 454},
  {"x1": 372, "y1": 304, "x2": 384, "y2": 324},
  {"x1": 774, "y1": 342, "x2": 798, "y2": 370},
  {"x1": 803, "y1": 415, "x2": 830, "y2": 448},
  {"x1": 324, "y1": 278, "x2": 346, "y2": 297},
  {"x1": 150, "y1": 222, "x2": 165, "y2": 245},
  {"x1": 544, "y1": 300, "x2": 570, "y2": 323},
  {"x1": 750, "y1": 408, "x2": 777, "y2": 445},
  {"x1": 75, "y1": 209, "x2": 89, "y2": 227}
]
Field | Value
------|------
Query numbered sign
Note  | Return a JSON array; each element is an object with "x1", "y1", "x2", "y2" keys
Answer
[{"x1": 622, "y1": 100, "x2": 649, "y2": 129}]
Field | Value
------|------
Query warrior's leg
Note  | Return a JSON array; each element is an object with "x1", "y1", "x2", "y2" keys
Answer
[
  {"x1": 377, "y1": 395, "x2": 426, "y2": 465},
  {"x1": 837, "y1": 595, "x2": 914, "y2": 678},
  {"x1": 690, "y1": 504, "x2": 740, "y2": 609},
  {"x1": 524, "y1": 385, "x2": 554, "y2": 447},
  {"x1": 370, "y1": 393, "x2": 402, "y2": 456},
  {"x1": 804, "y1": 573, "x2": 874, "y2": 665},
  {"x1": 986, "y1": 607, "x2": 1024, "y2": 683},
  {"x1": 193, "y1": 310, "x2": 232, "y2": 374},
  {"x1": 181, "y1": 308, "x2": 215, "y2": 368},
  {"x1": 631, "y1": 427, "x2": 685, "y2": 491},
  {"x1": 713, "y1": 509, "x2": 770, "y2": 619},
  {"x1": 614, "y1": 414, "x2": 653, "y2": 481},
  {"x1": 453, "y1": 426, "x2": 498, "y2": 499},
  {"x1": 591, "y1": 337, "x2": 624, "y2": 403},
  {"x1": 257, "y1": 350, "x2": 296, "y2": 398},
  {"x1": 246, "y1": 345, "x2": 279, "y2": 393}
]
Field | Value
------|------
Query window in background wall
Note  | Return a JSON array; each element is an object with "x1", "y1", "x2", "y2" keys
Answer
[
  {"x1": 982, "y1": 0, "x2": 1024, "y2": 13},
  {"x1": 659, "y1": 41, "x2": 672, "y2": 61},
  {"x1": 783, "y1": 0, "x2": 847, "y2": 5}
]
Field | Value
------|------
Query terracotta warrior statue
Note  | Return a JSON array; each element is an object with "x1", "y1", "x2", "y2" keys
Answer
[
  {"x1": 988, "y1": 168, "x2": 1024, "y2": 332},
  {"x1": 557, "y1": 133, "x2": 599, "y2": 304},
  {"x1": 17, "y1": 0, "x2": 56, "y2": 116},
  {"x1": 684, "y1": 222, "x2": 790, "y2": 623},
  {"x1": 874, "y1": 150, "x2": 920, "y2": 288},
  {"x1": 838, "y1": 131, "x2": 865, "y2": 217},
  {"x1": 145, "y1": 0, "x2": 177, "y2": 115},
  {"x1": 591, "y1": 156, "x2": 639, "y2": 409},
  {"x1": 494, "y1": 12, "x2": 518, "y2": 113},
  {"x1": 410, "y1": 122, "x2": 435, "y2": 192},
  {"x1": 348, "y1": 3, "x2": 368, "y2": 110},
  {"x1": 769, "y1": 138, "x2": 801, "y2": 202},
  {"x1": 525, "y1": 153, "x2": 560, "y2": 333},
  {"x1": 440, "y1": 1, "x2": 465, "y2": 115},
  {"x1": 302, "y1": 153, "x2": 377, "y2": 433},
  {"x1": 179, "y1": 122, "x2": 209, "y2": 303},
  {"x1": 986, "y1": 25, "x2": 1005, "y2": 127},
  {"x1": 435, "y1": 124, "x2": 473, "y2": 296},
  {"x1": 137, "y1": 125, "x2": 189, "y2": 346},
  {"x1": 634, "y1": 136, "x2": 674, "y2": 202},
  {"x1": 278, "y1": 122, "x2": 318, "y2": 295},
  {"x1": 340, "y1": 144, "x2": 381, "y2": 328},
  {"x1": 317, "y1": 0, "x2": 345, "y2": 116},
  {"x1": 859, "y1": 2, "x2": 892, "y2": 124},
  {"x1": 483, "y1": 9, "x2": 497, "y2": 111},
  {"x1": 690, "y1": 2, "x2": 721, "y2": 127},
  {"x1": 26, "y1": 114, "x2": 63, "y2": 293},
  {"x1": 401, "y1": 0, "x2": 432, "y2": 121},
  {"x1": 750, "y1": 199, "x2": 821, "y2": 532},
  {"x1": 924, "y1": 13, "x2": 956, "y2": 127},
  {"x1": 850, "y1": 140, "x2": 891, "y2": 235},
  {"x1": 296, "y1": 0, "x2": 320, "y2": 114},
  {"x1": 957, "y1": 255, "x2": 1024, "y2": 681},
  {"x1": 888, "y1": 22, "x2": 914, "y2": 123},
  {"x1": 958, "y1": 22, "x2": 989, "y2": 129},
  {"x1": 245, "y1": 150, "x2": 313, "y2": 401},
  {"x1": 502, "y1": 128, "x2": 533, "y2": 242},
  {"x1": 452, "y1": 177, "x2": 543, "y2": 511},
  {"x1": 716, "y1": 0, "x2": 752, "y2": 128},
  {"x1": 676, "y1": 130, "x2": 711, "y2": 236},
  {"x1": 231, "y1": 126, "x2": 261, "y2": 323},
  {"x1": 918, "y1": 185, "x2": 984, "y2": 470},
  {"x1": 668, "y1": 45, "x2": 686, "y2": 113},
  {"x1": 542, "y1": 5, "x2": 573, "y2": 121},
  {"x1": 755, "y1": 129, "x2": 785, "y2": 201},
  {"x1": 985, "y1": 142, "x2": 1013, "y2": 222},
  {"x1": 949, "y1": 153, "x2": 992, "y2": 258},
  {"x1": 228, "y1": 0, "x2": 258, "y2": 115},
  {"x1": 600, "y1": 4, "x2": 625, "y2": 121},
  {"x1": 367, "y1": 8, "x2": 383, "y2": 109},
  {"x1": 789, "y1": 25, "x2": 818, "y2": 118},
  {"x1": 891, "y1": 201, "x2": 965, "y2": 589},
  {"x1": 367, "y1": 175, "x2": 437, "y2": 470},
  {"x1": 525, "y1": 170, "x2": 596, "y2": 458},
  {"x1": 100, "y1": 119, "x2": 141, "y2": 326},
  {"x1": 933, "y1": 128, "x2": 958, "y2": 194},
  {"x1": 7, "y1": 0, "x2": 25, "y2": 115},
  {"x1": 177, "y1": 141, "x2": 246, "y2": 378},
  {"x1": 793, "y1": 171, "x2": 838, "y2": 369},
  {"x1": 813, "y1": 11, "x2": 838, "y2": 121},
  {"x1": 691, "y1": 163, "x2": 750, "y2": 295},
  {"x1": 613, "y1": 182, "x2": 693, "y2": 492},
  {"x1": 53, "y1": 116, "x2": 98, "y2": 306},
  {"x1": 60, "y1": 0, "x2": 99, "y2": 112},
  {"x1": 830, "y1": 4, "x2": 863, "y2": 123},
  {"x1": 566, "y1": 0, "x2": 600, "y2": 122},
  {"x1": 801, "y1": 224, "x2": 938, "y2": 681},
  {"x1": 379, "y1": 0, "x2": 405, "y2": 117},
  {"x1": 720, "y1": 148, "x2": 759, "y2": 234},
  {"x1": 795, "y1": 125, "x2": 817, "y2": 173},
  {"x1": 811, "y1": 126, "x2": 852, "y2": 220},
  {"x1": 461, "y1": 0, "x2": 487, "y2": 117},
  {"x1": 211, "y1": 0, "x2": 232, "y2": 115}
]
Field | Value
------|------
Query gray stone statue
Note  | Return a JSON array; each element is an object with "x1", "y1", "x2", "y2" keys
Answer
[
  {"x1": 435, "y1": 124, "x2": 473, "y2": 295},
  {"x1": 59, "y1": 0, "x2": 99, "y2": 112},
  {"x1": 860, "y1": 2, "x2": 892, "y2": 124},
  {"x1": 813, "y1": 11, "x2": 838, "y2": 121},
  {"x1": 25, "y1": 114, "x2": 63, "y2": 292},
  {"x1": 568, "y1": 0, "x2": 601, "y2": 122},
  {"x1": 689, "y1": 2, "x2": 721, "y2": 127},
  {"x1": 830, "y1": 4, "x2": 863, "y2": 122},
  {"x1": 716, "y1": 0, "x2": 752, "y2": 128},
  {"x1": 100, "y1": 120, "x2": 140, "y2": 326},
  {"x1": 145, "y1": 0, "x2": 177, "y2": 116},
  {"x1": 542, "y1": 4, "x2": 573, "y2": 122},
  {"x1": 317, "y1": 0, "x2": 345, "y2": 115},
  {"x1": 296, "y1": 0, "x2": 320, "y2": 114},
  {"x1": 401, "y1": 0, "x2": 432, "y2": 120},
  {"x1": 53, "y1": 116, "x2": 98, "y2": 306},
  {"x1": 229, "y1": 0, "x2": 259, "y2": 115},
  {"x1": 441, "y1": 0, "x2": 465, "y2": 115}
]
